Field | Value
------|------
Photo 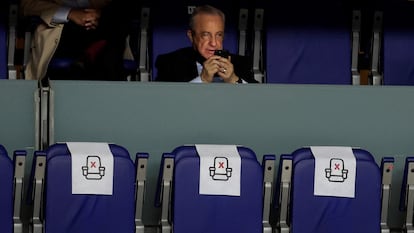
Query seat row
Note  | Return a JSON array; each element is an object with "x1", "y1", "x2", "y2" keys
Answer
[
  {"x1": 3, "y1": 142, "x2": 414, "y2": 232},
  {"x1": 0, "y1": 142, "x2": 148, "y2": 233},
  {"x1": 138, "y1": 0, "x2": 414, "y2": 85},
  {"x1": 135, "y1": 0, "x2": 362, "y2": 84},
  {"x1": 2, "y1": 0, "x2": 414, "y2": 85}
]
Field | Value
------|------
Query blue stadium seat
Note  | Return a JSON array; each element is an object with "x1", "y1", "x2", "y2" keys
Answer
[
  {"x1": 29, "y1": 142, "x2": 148, "y2": 233},
  {"x1": 381, "y1": 1, "x2": 414, "y2": 85},
  {"x1": 275, "y1": 147, "x2": 386, "y2": 233},
  {"x1": 0, "y1": 145, "x2": 26, "y2": 233},
  {"x1": 156, "y1": 144, "x2": 275, "y2": 233},
  {"x1": 149, "y1": 1, "x2": 244, "y2": 81},
  {"x1": 263, "y1": 0, "x2": 357, "y2": 84},
  {"x1": 400, "y1": 156, "x2": 414, "y2": 232},
  {"x1": 0, "y1": 145, "x2": 13, "y2": 232}
]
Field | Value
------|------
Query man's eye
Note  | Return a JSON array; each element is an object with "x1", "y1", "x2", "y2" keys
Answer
[{"x1": 201, "y1": 32, "x2": 210, "y2": 38}]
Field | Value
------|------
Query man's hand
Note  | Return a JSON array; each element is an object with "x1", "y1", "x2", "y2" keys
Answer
[
  {"x1": 201, "y1": 55, "x2": 239, "y2": 83},
  {"x1": 68, "y1": 8, "x2": 101, "y2": 30}
]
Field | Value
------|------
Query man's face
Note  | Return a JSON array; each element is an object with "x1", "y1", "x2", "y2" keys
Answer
[{"x1": 187, "y1": 13, "x2": 224, "y2": 59}]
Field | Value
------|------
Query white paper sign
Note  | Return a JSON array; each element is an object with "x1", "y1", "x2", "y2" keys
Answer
[
  {"x1": 67, "y1": 142, "x2": 114, "y2": 195},
  {"x1": 196, "y1": 144, "x2": 241, "y2": 196},
  {"x1": 311, "y1": 146, "x2": 356, "y2": 198}
]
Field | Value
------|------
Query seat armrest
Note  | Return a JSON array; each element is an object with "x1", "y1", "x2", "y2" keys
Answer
[
  {"x1": 159, "y1": 154, "x2": 174, "y2": 233},
  {"x1": 262, "y1": 154, "x2": 275, "y2": 233},
  {"x1": 277, "y1": 155, "x2": 292, "y2": 233},
  {"x1": 238, "y1": 8, "x2": 248, "y2": 56},
  {"x1": 351, "y1": 10, "x2": 361, "y2": 85},
  {"x1": 380, "y1": 157, "x2": 394, "y2": 233},
  {"x1": 13, "y1": 150, "x2": 26, "y2": 233},
  {"x1": 30, "y1": 151, "x2": 46, "y2": 233},
  {"x1": 135, "y1": 152, "x2": 149, "y2": 233},
  {"x1": 8, "y1": 2, "x2": 18, "y2": 79},
  {"x1": 252, "y1": 8, "x2": 264, "y2": 83},
  {"x1": 370, "y1": 11, "x2": 383, "y2": 85},
  {"x1": 402, "y1": 157, "x2": 414, "y2": 233},
  {"x1": 138, "y1": 7, "x2": 150, "y2": 82}
]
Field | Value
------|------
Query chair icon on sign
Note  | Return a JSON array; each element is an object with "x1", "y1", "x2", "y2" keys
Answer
[
  {"x1": 82, "y1": 155, "x2": 105, "y2": 180},
  {"x1": 209, "y1": 157, "x2": 232, "y2": 181},
  {"x1": 325, "y1": 158, "x2": 348, "y2": 182}
]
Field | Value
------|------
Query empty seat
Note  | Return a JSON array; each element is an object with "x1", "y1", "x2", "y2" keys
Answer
[
  {"x1": 381, "y1": 1, "x2": 414, "y2": 85},
  {"x1": 29, "y1": 142, "x2": 148, "y2": 233},
  {"x1": 275, "y1": 146, "x2": 390, "y2": 233},
  {"x1": 156, "y1": 144, "x2": 275, "y2": 233},
  {"x1": 0, "y1": 145, "x2": 26, "y2": 233},
  {"x1": 263, "y1": 0, "x2": 356, "y2": 84}
]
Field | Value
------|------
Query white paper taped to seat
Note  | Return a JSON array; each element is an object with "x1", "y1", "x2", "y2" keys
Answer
[
  {"x1": 196, "y1": 144, "x2": 241, "y2": 196},
  {"x1": 310, "y1": 146, "x2": 356, "y2": 198},
  {"x1": 67, "y1": 142, "x2": 114, "y2": 195}
]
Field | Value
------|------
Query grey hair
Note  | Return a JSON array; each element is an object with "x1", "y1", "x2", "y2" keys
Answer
[{"x1": 188, "y1": 5, "x2": 226, "y2": 31}]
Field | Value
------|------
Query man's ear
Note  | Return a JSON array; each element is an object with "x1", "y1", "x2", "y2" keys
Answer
[{"x1": 187, "y1": 30, "x2": 194, "y2": 43}]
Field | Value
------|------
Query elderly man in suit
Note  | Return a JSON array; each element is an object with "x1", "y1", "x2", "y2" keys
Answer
[{"x1": 155, "y1": 5, "x2": 257, "y2": 84}]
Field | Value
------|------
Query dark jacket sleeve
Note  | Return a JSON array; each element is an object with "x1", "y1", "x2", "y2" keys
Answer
[
  {"x1": 155, "y1": 48, "x2": 199, "y2": 82},
  {"x1": 231, "y1": 54, "x2": 258, "y2": 83}
]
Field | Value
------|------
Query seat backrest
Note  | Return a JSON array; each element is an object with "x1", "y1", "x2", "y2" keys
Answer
[
  {"x1": 264, "y1": 0, "x2": 353, "y2": 84},
  {"x1": 43, "y1": 143, "x2": 136, "y2": 233},
  {"x1": 150, "y1": 0, "x2": 241, "y2": 80},
  {"x1": 168, "y1": 145, "x2": 264, "y2": 233},
  {"x1": 382, "y1": 0, "x2": 414, "y2": 85},
  {"x1": 0, "y1": 145, "x2": 13, "y2": 233},
  {"x1": 289, "y1": 147, "x2": 381, "y2": 233}
]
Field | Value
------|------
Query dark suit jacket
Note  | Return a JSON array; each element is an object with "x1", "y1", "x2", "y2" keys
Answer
[{"x1": 155, "y1": 47, "x2": 258, "y2": 83}]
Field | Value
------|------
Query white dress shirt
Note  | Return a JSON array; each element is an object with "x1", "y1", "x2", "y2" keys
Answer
[{"x1": 52, "y1": 0, "x2": 90, "y2": 24}]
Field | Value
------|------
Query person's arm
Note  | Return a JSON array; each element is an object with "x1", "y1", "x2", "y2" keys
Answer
[
  {"x1": 21, "y1": 0, "x2": 61, "y2": 19},
  {"x1": 67, "y1": 8, "x2": 101, "y2": 29},
  {"x1": 155, "y1": 48, "x2": 206, "y2": 82},
  {"x1": 52, "y1": 7, "x2": 71, "y2": 24},
  {"x1": 232, "y1": 55, "x2": 257, "y2": 83},
  {"x1": 21, "y1": 0, "x2": 99, "y2": 29},
  {"x1": 53, "y1": 0, "x2": 92, "y2": 25}
]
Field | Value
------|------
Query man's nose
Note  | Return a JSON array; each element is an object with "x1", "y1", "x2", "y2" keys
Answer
[{"x1": 209, "y1": 37, "x2": 219, "y2": 46}]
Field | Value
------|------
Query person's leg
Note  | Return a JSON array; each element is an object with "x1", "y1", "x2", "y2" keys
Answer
[
  {"x1": 48, "y1": 22, "x2": 100, "y2": 80},
  {"x1": 90, "y1": 0, "x2": 137, "y2": 81}
]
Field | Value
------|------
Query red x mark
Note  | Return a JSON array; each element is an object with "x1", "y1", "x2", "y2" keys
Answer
[
  {"x1": 218, "y1": 162, "x2": 225, "y2": 168},
  {"x1": 90, "y1": 161, "x2": 96, "y2": 168},
  {"x1": 334, "y1": 163, "x2": 341, "y2": 170}
]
